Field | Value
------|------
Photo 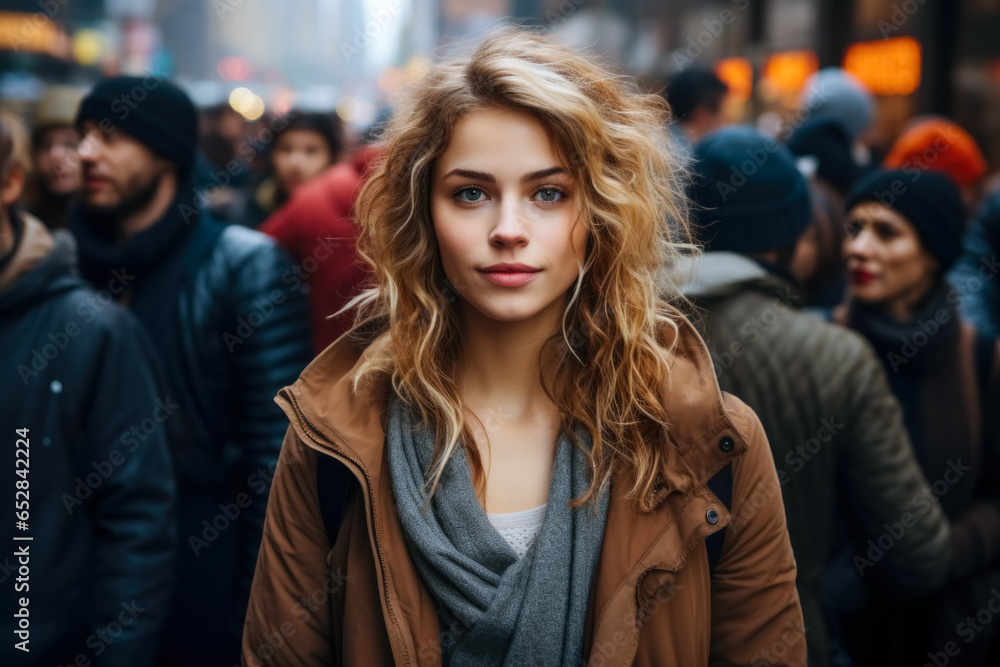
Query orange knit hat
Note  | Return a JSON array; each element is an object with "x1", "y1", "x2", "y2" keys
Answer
[{"x1": 884, "y1": 118, "x2": 987, "y2": 188}]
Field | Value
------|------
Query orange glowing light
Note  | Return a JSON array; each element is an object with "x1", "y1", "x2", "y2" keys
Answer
[
  {"x1": 763, "y1": 50, "x2": 818, "y2": 95},
  {"x1": 0, "y1": 11, "x2": 58, "y2": 54},
  {"x1": 715, "y1": 57, "x2": 753, "y2": 102},
  {"x1": 843, "y1": 37, "x2": 921, "y2": 96}
]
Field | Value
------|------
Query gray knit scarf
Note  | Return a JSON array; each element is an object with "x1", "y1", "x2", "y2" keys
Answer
[{"x1": 386, "y1": 393, "x2": 610, "y2": 667}]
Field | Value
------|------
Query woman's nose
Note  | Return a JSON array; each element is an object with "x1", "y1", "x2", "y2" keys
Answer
[
  {"x1": 489, "y1": 200, "x2": 529, "y2": 247},
  {"x1": 845, "y1": 228, "x2": 873, "y2": 258}
]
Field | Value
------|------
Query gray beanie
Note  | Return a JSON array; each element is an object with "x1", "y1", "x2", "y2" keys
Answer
[{"x1": 800, "y1": 68, "x2": 874, "y2": 143}]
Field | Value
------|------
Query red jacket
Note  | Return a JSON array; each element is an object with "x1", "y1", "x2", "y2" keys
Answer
[{"x1": 260, "y1": 146, "x2": 380, "y2": 353}]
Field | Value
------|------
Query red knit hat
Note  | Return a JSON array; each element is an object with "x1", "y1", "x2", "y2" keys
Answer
[{"x1": 884, "y1": 118, "x2": 987, "y2": 188}]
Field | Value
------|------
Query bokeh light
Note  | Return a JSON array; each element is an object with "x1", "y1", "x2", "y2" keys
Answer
[
  {"x1": 228, "y1": 86, "x2": 254, "y2": 113},
  {"x1": 715, "y1": 57, "x2": 753, "y2": 103},
  {"x1": 844, "y1": 37, "x2": 922, "y2": 96},
  {"x1": 72, "y1": 29, "x2": 103, "y2": 65},
  {"x1": 243, "y1": 95, "x2": 266, "y2": 120},
  {"x1": 217, "y1": 56, "x2": 251, "y2": 82},
  {"x1": 336, "y1": 96, "x2": 359, "y2": 122}
]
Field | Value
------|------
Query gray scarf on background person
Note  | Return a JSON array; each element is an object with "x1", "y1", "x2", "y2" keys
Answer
[{"x1": 386, "y1": 393, "x2": 610, "y2": 667}]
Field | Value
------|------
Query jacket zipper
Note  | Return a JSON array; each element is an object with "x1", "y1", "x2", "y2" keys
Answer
[{"x1": 283, "y1": 390, "x2": 413, "y2": 666}]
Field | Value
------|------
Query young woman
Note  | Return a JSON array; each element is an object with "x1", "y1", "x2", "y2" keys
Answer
[
  {"x1": 243, "y1": 28, "x2": 803, "y2": 666},
  {"x1": 834, "y1": 169, "x2": 1000, "y2": 667},
  {"x1": 242, "y1": 111, "x2": 341, "y2": 227}
]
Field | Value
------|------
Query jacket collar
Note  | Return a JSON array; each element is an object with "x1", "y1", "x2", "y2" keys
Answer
[
  {"x1": 0, "y1": 213, "x2": 82, "y2": 314},
  {"x1": 277, "y1": 315, "x2": 743, "y2": 500},
  {"x1": 274, "y1": 315, "x2": 749, "y2": 663},
  {"x1": 682, "y1": 251, "x2": 793, "y2": 299},
  {"x1": 0, "y1": 212, "x2": 54, "y2": 294}
]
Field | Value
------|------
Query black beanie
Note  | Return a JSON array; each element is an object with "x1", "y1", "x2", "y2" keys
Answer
[
  {"x1": 689, "y1": 125, "x2": 812, "y2": 254},
  {"x1": 845, "y1": 169, "x2": 965, "y2": 271},
  {"x1": 786, "y1": 117, "x2": 860, "y2": 195},
  {"x1": 77, "y1": 76, "x2": 198, "y2": 176}
]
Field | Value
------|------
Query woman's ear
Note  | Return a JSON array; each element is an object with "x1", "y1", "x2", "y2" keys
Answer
[{"x1": 1, "y1": 167, "x2": 26, "y2": 208}]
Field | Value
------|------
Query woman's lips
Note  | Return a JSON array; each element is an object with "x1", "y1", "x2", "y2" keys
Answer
[
  {"x1": 478, "y1": 264, "x2": 541, "y2": 287},
  {"x1": 850, "y1": 269, "x2": 877, "y2": 286},
  {"x1": 479, "y1": 271, "x2": 539, "y2": 287}
]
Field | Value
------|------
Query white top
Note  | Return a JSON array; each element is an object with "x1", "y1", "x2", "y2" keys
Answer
[{"x1": 487, "y1": 504, "x2": 547, "y2": 558}]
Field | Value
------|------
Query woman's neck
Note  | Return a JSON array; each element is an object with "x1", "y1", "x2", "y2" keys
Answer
[
  {"x1": 458, "y1": 304, "x2": 562, "y2": 420},
  {"x1": 884, "y1": 273, "x2": 937, "y2": 322}
]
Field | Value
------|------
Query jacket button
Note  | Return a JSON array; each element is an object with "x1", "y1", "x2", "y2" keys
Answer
[
  {"x1": 706, "y1": 509, "x2": 719, "y2": 525},
  {"x1": 718, "y1": 436, "x2": 734, "y2": 453}
]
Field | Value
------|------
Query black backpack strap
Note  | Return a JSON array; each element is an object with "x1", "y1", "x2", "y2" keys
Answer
[
  {"x1": 316, "y1": 454, "x2": 352, "y2": 545},
  {"x1": 705, "y1": 463, "x2": 734, "y2": 575}
]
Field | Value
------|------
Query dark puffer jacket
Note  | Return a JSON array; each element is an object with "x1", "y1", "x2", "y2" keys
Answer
[
  {"x1": 71, "y1": 202, "x2": 314, "y2": 663},
  {"x1": 0, "y1": 215, "x2": 176, "y2": 667}
]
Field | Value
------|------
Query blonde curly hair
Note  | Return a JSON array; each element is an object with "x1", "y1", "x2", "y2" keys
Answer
[{"x1": 349, "y1": 27, "x2": 698, "y2": 511}]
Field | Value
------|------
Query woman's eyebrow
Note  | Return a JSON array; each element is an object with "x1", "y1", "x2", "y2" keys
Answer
[
  {"x1": 441, "y1": 168, "x2": 496, "y2": 183},
  {"x1": 439, "y1": 166, "x2": 570, "y2": 184},
  {"x1": 521, "y1": 166, "x2": 569, "y2": 183}
]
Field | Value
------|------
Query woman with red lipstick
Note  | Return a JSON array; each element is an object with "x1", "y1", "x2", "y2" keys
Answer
[
  {"x1": 835, "y1": 168, "x2": 1000, "y2": 667},
  {"x1": 243, "y1": 27, "x2": 805, "y2": 666}
]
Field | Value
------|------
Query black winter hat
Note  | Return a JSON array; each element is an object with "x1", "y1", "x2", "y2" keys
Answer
[
  {"x1": 786, "y1": 117, "x2": 860, "y2": 195},
  {"x1": 689, "y1": 125, "x2": 812, "y2": 254},
  {"x1": 845, "y1": 169, "x2": 965, "y2": 271},
  {"x1": 77, "y1": 76, "x2": 198, "y2": 176}
]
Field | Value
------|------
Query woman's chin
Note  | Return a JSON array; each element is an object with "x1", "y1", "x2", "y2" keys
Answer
[
  {"x1": 848, "y1": 284, "x2": 885, "y2": 305},
  {"x1": 462, "y1": 298, "x2": 563, "y2": 326}
]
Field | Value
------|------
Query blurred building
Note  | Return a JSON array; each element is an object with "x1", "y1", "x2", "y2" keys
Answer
[
  {"x1": 4, "y1": 0, "x2": 1000, "y2": 167},
  {"x1": 619, "y1": 0, "x2": 1000, "y2": 169}
]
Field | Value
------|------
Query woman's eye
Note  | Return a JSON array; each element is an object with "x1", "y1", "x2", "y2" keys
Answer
[
  {"x1": 874, "y1": 223, "x2": 898, "y2": 240},
  {"x1": 456, "y1": 187, "x2": 484, "y2": 202},
  {"x1": 844, "y1": 222, "x2": 861, "y2": 238},
  {"x1": 535, "y1": 188, "x2": 564, "y2": 202}
]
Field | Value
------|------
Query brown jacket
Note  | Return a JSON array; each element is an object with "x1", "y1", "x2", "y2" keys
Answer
[{"x1": 242, "y1": 318, "x2": 806, "y2": 666}]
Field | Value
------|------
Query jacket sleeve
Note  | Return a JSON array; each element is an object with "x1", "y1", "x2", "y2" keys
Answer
[
  {"x1": 841, "y1": 342, "x2": 951, "y2": 591},
  {"x1": 85, "y1": 312, "x2": 177, "y2": 667},
  {"x1": 243, "y1": 428, "x2": 335, "y2": 666},
  {"x1": 948, "y1": 217, "x2": 999, "y2": 339},
  {"x1": 709, "y1": 398, "x2": 807, "y2": 667},
  {"x1": 259, "y1": 203, "x2": 302, "y2": 258},
  {"x1": 226, "y1": 239, "x2": 314, "y2": 632}
]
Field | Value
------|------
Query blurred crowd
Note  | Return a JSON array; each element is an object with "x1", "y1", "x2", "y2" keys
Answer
[{"x1": 1, "y1": 59, "x2": 1000, "y2": 667}]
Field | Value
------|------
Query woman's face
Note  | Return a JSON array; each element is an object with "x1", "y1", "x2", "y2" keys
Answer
[
  {"x1": 33, "y1": 126, "x2": 82, "y2": 196},
  {"x1": 431, "y1": 108, "x2": 587, "y2": 327},
  {"x1": 843, "y1": 201, "x2": 939, "y2": 311},
  {"x1": 271, "y1": 129, "x2": 332, "y2": 194}
]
